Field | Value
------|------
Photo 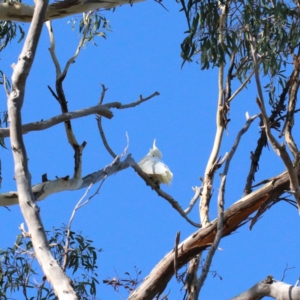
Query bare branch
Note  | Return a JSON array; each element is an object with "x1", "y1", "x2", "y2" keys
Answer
[
  {"x1": 45, "y1": 21, "x2": 61, "y2": 77},
  {"x1": 96, "y1": 114, "x2": 117, "y2": 158},
  {"x1": 0, "y1": 154, "x2": 132, "y2": 207},
  {"x1": 7, "y1": 0, "x2": 77, "y2": 297},
  {"x1": 128, "y1": 170, "x2": 293, "y2": 300},
  {"x1": 104, "y1": 91, "x2": 160, "y2": 109},
  {"x1": 200, "y1": 3, "x2": 228, "y2": 226},
  {"x1": 0, "y1": 0, "x2": 144, "y2": 22},
  {"x1": 174, "y1": 231, "x2": 180, "y2": 280},
  {"x1": 227, "y1": 68, "x2": 256, "y2": 103},
  {"x1": 62, "y1": 183, "x2": 93, "y2": 271},
  {"x1": 184, "y1": 186, "x2": 202, "y2": 215},
  {"x1": 0, "y1": 104, "x2": 113, "y2": 138},
  {"x1": 117, "y1": 92, "x2": 160, "y2": 109},
  {"x1": 0, "y1": 89, "x2": 159, "y2": 139},
  {"x1": 230, "y1": 276, "x2": 300, "y2": 300},
  {"x1": 196, "y1": 174, "x2": 225, "y2": 297},
  {"x1": 99, "y1": 84, "x2": 108, "y2": 105},
  {"x1": 62, "y1": 12, "x2": 91, "y2": 78},
  {"x1": 223, "y1": 112, "x2": 260, "y2": 176}
]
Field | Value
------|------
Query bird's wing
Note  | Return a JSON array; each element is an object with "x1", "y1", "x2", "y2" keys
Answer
[{"x1": 138, "y1": 156, "x2": 172, "y2": 175}]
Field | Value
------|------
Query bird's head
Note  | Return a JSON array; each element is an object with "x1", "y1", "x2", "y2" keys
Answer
[{"x1": 147, "y1": 139, "x2": 162, "y2": 159}]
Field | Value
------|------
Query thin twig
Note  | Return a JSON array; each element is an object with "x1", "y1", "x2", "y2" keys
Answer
[
  {"x1": 2, "y1": 74, "x2": 10, "y2": 97},
  {"x1": 62, "y1": 183, "x2": 94, "y2": 271},
  {"x1": 62, "y1": 12, "x2": 92, "y2": 78},
  {"x1": 97, "y1": 115, "x2": 117, "y2": 158},
  {"x1": 99, "y1": 84, "x2": 108, "y2": 105},
  {"x1": 174, "y1": 231, "x2": 180, "y2": 280},
  {"x1": 184, "y1": 186, "x2": 202, "y2": 215},
  {"x1": 105, "y1": 91, "x2": 160, "y2": 109},
  {"x1": 45, "y1": 20, "x2": 62, "y2": 77},
  {"x1": 63, "y1": 143, "x2": 129, "y2": 271},
  {"x1": 227, "y1": 68, "x2": 256, "y2": 103},
  {"x1": 223, "y1": 112, "x2": 260, "y2": 176}
]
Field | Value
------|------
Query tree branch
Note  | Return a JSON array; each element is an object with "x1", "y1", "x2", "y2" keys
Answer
[
  {"x1": 0, "y1": 104, "x2": 113, "y2": 138},
  {"x1": 230, "y1": 276, "x2": 300, "y2": 300},
  {"x1": 248, "y1": 31, "x2": 300, "y2": 211},
  {"x1": 129, "y1": 157, "x2": 201, "y2": 228},
  {"x1": 0, "y1": 0, "x2": 144, "y2": 22},
  {"x1": 200, "y1": 3, "x2": 228, "y2": 226},
  {"x1": 128, "y1": 170, "x2": 294, "y2": 300},
  {"x1": 195, "y1": 174, "x2": 225, "y2": 297},
  {"x1": 7, "y1": 0, "x2": 77, "y2": 297}
]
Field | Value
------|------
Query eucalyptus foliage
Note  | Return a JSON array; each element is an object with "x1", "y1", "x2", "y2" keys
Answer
[
  {"x1": 0, "y1": 227, "x2": 101, "y2": 300},
  {"x1": 178, "y1": 0, "x2": 300, "y2": 105}
]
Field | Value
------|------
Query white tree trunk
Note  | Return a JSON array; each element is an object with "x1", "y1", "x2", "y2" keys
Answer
[{"x1": 7, "y1": 0, "x2": 78, "y2": 297}]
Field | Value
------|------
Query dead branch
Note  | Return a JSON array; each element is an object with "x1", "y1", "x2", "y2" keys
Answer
[
  {"x1": 104, "y1": 91, "x2": 160, "y2": 109},
  {"x1": 97, "y1": 114, "x2": 117, "y2": 158},
  {"x1": 0, "y1": 105, "x2": 113, "y2": 139}
]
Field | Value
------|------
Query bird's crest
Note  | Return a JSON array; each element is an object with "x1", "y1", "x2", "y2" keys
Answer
[{"x1": 148, "y1": 139, "x2": 162, "y2": 159}]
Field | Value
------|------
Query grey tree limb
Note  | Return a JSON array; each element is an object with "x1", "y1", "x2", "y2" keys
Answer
[
  {"x1": 196, "y1": 174, "x2": 225, "y2": 298},
  {"x1": 7, "y1": 0, "x2": 78, "y2": 297},
  {"x1": 0, "y1": 0, "x2": 144, "y2": 22},
  {"x1": 128, "y1": 170, "x2": 293, "y2": 300},
  {"x1": 230, "y1": 276, "x2": 300, "y2": 300},
  {"x1": 0, "y1": 104, "x2": 113, "y2": 138},
  {"x1": 0, "y1": 155, "x2": 132, "y2": 207}
]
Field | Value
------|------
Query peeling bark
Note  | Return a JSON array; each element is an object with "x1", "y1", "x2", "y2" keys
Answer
[{"x1": 128, "y1": 171, "x2": 291, "y2": 299}]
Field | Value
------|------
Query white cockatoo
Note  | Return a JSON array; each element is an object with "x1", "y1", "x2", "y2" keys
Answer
[{"x1": 138, "y1": 139, "x2": 173, "y2": 185}]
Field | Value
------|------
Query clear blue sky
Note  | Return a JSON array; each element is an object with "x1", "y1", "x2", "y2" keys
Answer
[{"x1": 1, "y1": 1, "x2": 300, "y2": 299}]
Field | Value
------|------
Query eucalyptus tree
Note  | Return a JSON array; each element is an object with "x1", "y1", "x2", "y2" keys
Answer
[{"x1": 1, "y1": 0, "x2": 300, "y2": 299}]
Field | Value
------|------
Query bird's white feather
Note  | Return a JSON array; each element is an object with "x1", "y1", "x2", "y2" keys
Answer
[{"x1": 138, "y1": 140, "x2": 173, "y2": 185}]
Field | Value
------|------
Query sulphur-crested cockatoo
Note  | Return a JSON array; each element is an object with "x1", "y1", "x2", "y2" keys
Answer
[{"x1": 138, "y1": 139, "x2": 173, "y2": 185}]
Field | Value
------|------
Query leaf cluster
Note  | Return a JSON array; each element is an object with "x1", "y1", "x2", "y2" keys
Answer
[
  {"x1": 0, "y1": 226, "x2": 102, "y2": 300},
  {"x1": 178, "y1": 0, "x2": 300, "y2": 105}
]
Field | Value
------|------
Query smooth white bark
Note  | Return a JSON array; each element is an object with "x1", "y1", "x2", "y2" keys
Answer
[
  {"x1": 230, "y1": 278, "x2": 300, "y2": 300},
  {"x1": 0, "y1": 0, "x2": 144, "y2": 22}
]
